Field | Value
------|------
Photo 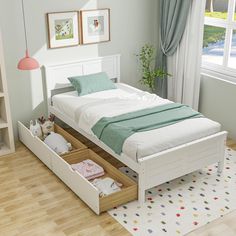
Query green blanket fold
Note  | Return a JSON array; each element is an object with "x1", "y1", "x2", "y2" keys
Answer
[{"x1": 92, "y1": 103, "x2": 203, "y2": 155}]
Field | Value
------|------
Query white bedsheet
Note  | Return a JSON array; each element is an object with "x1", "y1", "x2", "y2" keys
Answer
[{"x1": 52, "y1": 83, "x2": 221, "y2": 161}]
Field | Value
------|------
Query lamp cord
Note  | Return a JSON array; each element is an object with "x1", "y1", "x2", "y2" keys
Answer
[{"x1": 21, "y1": 0, "x2": 28, "y2": 50}]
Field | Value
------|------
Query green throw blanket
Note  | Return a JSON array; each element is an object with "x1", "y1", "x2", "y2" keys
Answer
[{"x1": 92, "y1": 103, "x2": 203, "y2": 155}]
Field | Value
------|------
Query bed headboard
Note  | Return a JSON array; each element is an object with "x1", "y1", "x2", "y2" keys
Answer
[{"x1": 43, "y1": 54, "x2": 121, "y2": 106}]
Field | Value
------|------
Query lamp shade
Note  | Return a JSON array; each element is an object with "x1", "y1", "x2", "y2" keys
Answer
[{"x1": 17, "y1": 50, "x2": 39, "y2": 70}]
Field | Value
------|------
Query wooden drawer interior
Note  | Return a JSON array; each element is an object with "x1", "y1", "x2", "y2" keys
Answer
[
  {"x1": 54, "y1": 124, "x2": 87, "y2": 156},
  {"x1": 19, "y1": 121, "x2": 137, "y2": 214},
  {"x1": 63, "y1": 149, "x2": 138, "y2": 213}
]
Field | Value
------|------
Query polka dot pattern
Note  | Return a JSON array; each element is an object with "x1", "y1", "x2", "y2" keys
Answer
[{"x1": 109, "y1": 149, "x2": 236, "y2": 236}]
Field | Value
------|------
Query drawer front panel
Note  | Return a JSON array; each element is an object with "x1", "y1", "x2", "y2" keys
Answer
[
  {"x1": 18, "y1": 121, "x2": 52, "y2": 169},
  {"x1": 51, "y1": 155, "x2": 100, "y2": 214},
  {"x1": 18, "y1": 121, "x2": 137, "y2": 215}
]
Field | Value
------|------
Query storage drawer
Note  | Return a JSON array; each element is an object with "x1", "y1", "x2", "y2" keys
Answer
[
  {"x1": 18, "y1": 121, "x2": 87, "y2": 169},
  {"x1": 52, "y1": 149, "x2": 138, "y2": 214}
]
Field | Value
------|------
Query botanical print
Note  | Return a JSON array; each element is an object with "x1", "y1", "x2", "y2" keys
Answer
[
  {"x1": 80, "y1": 9, "x2": 110, "y2": 44},
  {"x1": 87, "y1": 16, "x2": 105, "y2": 36},
  {"x1": 47, "y1": 11, "x2": 79, "y2": 48},
  {"x1": 55, "y1": 18, "x2": 74, "y2": 40}
]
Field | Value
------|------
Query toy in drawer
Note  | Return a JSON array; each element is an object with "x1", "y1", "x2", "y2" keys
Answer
[
  {"x1": 53, "y1": 124, "x2": 87, "y2": 156},
  {"x1": 18, "y1": 121, "x2": 87, "y2": 169}
]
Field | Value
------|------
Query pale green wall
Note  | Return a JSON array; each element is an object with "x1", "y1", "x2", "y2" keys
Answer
[
  {"x1": 0, "y1": 0, "x2": 158, "y2": 139},
  {"x1": 199, "y1": 74, "x2": 236, "y2": 140},
  {"x1": 97, "y1": 0, "x2": 159, "y2": 88},
  {"x1": 4, "y1": 0, "x2": 233, "y2": 144}
]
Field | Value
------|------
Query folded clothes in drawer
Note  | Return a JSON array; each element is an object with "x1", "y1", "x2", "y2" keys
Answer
[
  {"x1": 71, "y1": 159, "x2": 105, "y2": 180},
  {"x1": 53, "y1": 149, "x2": 137, "y2": 214},
  {"x1": 19, "y1": 121, "x2": 137, "y2": 214},
  {"x1": 92, "y1": 177, "x2": 122, "y2": 197}
]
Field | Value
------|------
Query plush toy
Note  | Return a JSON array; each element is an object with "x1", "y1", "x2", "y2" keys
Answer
[
  {"x1": 29, "y1": 120, "x2": 42, "y2": 138},
  {"x1": 38, "y1": 115, "x2": 55, "y2": 138},
  {"x1": 44, "y1": 132, "x2": 72, "y2": 155}
]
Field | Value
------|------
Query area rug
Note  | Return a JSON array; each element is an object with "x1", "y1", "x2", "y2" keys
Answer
[{"x1": 108, "y1": 148, "x2": 236, "y2": 236}]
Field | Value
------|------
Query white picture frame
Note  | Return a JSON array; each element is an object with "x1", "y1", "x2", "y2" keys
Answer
[
  {"x1": 80, "y1": 9, "x2": 110, "y2": 45},
  {"x1": 47, "y1": 11, "x2": 79, "y2": 49}
]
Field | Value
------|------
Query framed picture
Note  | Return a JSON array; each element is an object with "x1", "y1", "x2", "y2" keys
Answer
[
  {"x1": 80, "y1": 9, "x2": 110, "y2": 45},
  {"x1": 47, "y1": 11, "x2": 79, "y2": 49}
]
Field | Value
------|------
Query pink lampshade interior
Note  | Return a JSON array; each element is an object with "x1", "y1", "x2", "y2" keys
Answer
[{"x1": 17, "y1": 50, "x2": 39, "y2": 70}]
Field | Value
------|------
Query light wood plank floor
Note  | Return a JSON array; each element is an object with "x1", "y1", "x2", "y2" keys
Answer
[{"x1": 0, "y1": 133, "x2": 235, "y2": 236}]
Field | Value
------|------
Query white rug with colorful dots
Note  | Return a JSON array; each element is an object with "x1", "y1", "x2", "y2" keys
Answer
[{"x1": 108, "y1": 148, "x2": 236, "y2": 236}]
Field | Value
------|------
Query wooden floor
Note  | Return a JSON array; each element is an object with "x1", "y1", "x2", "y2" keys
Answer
[{"x1": 0, "y1": 133, "x2": 236, "y2": 236}]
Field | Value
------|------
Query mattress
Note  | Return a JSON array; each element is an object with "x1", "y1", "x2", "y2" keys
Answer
[{"x1": 52, "y1": 83, "x2": 221, "y2": 161}]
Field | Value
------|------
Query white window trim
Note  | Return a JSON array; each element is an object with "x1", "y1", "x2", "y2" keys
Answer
[{"x1": 202, "y1": 0, "x2": 236, "y2": 80}]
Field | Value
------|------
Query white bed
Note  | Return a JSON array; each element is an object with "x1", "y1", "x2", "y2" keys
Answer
[
  {"x1": 52, "y1": 83, "x2": 221, "y2": 162},
  {"x1": 44, "y1": 54, "x2": 227, "y2": 204}
]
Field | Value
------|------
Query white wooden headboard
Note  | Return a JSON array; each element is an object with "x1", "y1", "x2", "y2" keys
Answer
[{"x1": 43, "y1": 54, "x2": 121, "y2": 105}]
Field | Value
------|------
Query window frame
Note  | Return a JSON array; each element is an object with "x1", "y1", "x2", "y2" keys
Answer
[{"x1": 202, "y1": 0, "x2": 236, "y2": 78}]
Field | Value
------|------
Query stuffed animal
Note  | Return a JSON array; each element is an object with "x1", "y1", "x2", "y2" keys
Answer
[
  {"x1": 38, "y1": 115, "x2": 55, "y2": 138},
  {"x1": 44, "y1": 132, "x2": 72, "y2": 155},
  {"x1": 29, "y1": 120, "x2": 42, "y2": 138}
]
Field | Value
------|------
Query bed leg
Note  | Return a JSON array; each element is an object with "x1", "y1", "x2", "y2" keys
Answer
[
  {"x1": 217, "y1": 138, "x2": 226, "y2": 174},
  {"x1": 138, "y1": 187, "x2": 145, "y2": 205},
  {"x1": 138, "y1": 166, "x2": 146, "y2": 205},
  {"x1": 217, "y1": 158, "x2": 225, "y2": 174}
]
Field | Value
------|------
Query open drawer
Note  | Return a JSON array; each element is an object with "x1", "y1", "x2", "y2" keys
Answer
[
  {"x1": 51, "y1": 149, "x2": 138, "y2": 214},
  {"x1": 18, "y1": 121, "x2": 87, "y2": 169}
]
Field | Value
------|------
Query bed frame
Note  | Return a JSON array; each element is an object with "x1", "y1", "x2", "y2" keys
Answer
[{"x1": 43, "y1": 54, "x2": 227, "y2": 204}]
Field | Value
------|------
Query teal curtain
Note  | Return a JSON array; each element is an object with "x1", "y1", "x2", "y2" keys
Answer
[{"x1": 156, "y1": 0, "x2": 192, "y2": 98}]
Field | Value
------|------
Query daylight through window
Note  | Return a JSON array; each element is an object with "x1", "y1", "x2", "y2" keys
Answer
[{"x1": 202, "y1": 0, "x2": 236, "y2": 72}]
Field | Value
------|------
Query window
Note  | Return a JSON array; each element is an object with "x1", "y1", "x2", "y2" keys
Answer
[{"x1": 202, "y1": 0, "x2": 236, "y2": 75}]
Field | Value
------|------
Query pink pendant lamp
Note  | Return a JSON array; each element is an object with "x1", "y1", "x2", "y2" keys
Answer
[{"x1": 17, "y1": 0, "x2": 39, "y2": 70}]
